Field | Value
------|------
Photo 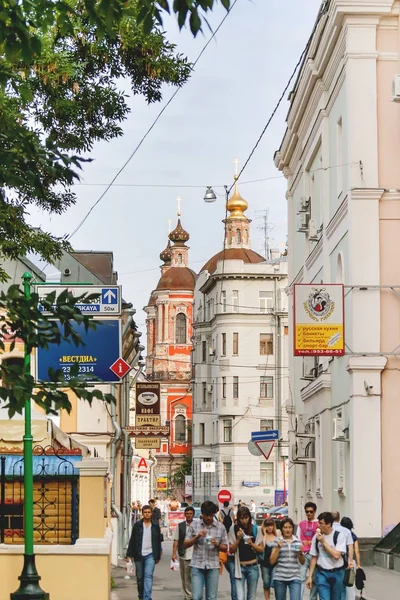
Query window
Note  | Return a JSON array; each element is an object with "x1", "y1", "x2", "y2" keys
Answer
[
  {"x1": 174, "y1": 415, "x2": 186, "y2": 442},
  {"x1": 233, "y1": 332, "x2": 239, "y2": 356},
  {"x1": 260, "y1": 419, "x2": 274, "y2": 431},
  {"x1": 259, "y1": 291, "x2": 273, "y2": 312},
  {"x1": 260, "y1": 462, "x2": 274, "y2": 486},
  {"x1": 177, "y1": 253, "x2": 183, "y2": 265},
  {"x1": 223, "y1": 462, "x2": 232, "y2": 486},
  {"x1": 199, "y1": 423, "x2": 205, "y2": 445},
  {"x1": 232, "y1": 290, "x2": 239, "y2": 312},
  {"x1": 206, "y1": 299, "x2": 211, "y2": 321},
  {"x1": 233, "y1": 376, "x2": 239, "y2": 399},
  {"x1": 223, "y1": 419, "x2": 232, "y2": 442},
  {"x1": 176, "y1": 313, "x2": 187, "y2": 344},
  {"x1": 260, "y1": 333, "x2": 273, "y2": 355},
  {"x1": 222, "y1": 377, "x2": 226, "y2": 398},
  {"x1": 222, "y1": 333, "x2": 226, "y2": 356},
  {"x1": 337, "y1": 117, "x2": 343, "y2": 196},
  {"x1": 260, "y1": 376, "x2": 273, "y2": 398},
  {"x1": 202, "y1": 341, "x2": 207, "y2": 363},
  {"x1": 202, "y1": 382, "x2": 207, "y2": 406},
  {"x1": 284, "y1": 326, "x2": 288, "y2": 335},
  {"x1": 221, "y1": 291, "x2": 227, "y2": 313},
  {"x1": 235, "y1": 229, "x2": 241, "y2": 243}
]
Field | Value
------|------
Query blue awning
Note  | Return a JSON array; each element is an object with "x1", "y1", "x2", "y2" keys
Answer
[{"x1": 0, "y1": 454, "x2": 81, "y2": 477}]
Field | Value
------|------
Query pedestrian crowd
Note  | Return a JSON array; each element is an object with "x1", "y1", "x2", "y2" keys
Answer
[{"x1": 126, "y1": 498, "x2": 366, "y2": 600}]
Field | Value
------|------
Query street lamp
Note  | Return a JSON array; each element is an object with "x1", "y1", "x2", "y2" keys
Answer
[
  {"x1": 11, "y1": 273, "x2": 49, "y2": 600},
  {"x1": 203, "y1": 186, "x2": 217, "y2": 203}
]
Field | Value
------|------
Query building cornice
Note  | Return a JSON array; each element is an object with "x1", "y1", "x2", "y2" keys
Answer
[
  {"x1": 301, "y1": 373, "x2": 332, "y2": 402},
  {"x1": 347, "y1": 355, "x2": 387, "y2": 373},
  {"x1": 199, "y1": 272, "x2": 286, "y2": 294},
  {"x1": 326, "y1": 195, "x2": 348, "y2": 240},
  {"x1": 350, "y1": 187, "x2": 385, "y2": 201},
  {"x1": 305, "y1": 238, "x2": 324, "y2": 271}
]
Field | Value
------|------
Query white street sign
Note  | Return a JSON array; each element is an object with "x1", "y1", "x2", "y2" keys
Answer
[{"x1": 35, "y1": 285, "x2": 121, "y2": 316}]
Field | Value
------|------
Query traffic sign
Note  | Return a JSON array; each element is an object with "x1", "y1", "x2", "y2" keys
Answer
[
  {"x1": 110, "y1": 357, "x2": 131, "y2": 379},
  {"x1": 36, "y1": 319, "x2": 122, "y2": 384},
  {"x1": 36, "y1": 285, "x2": 121, "y2": 315},
  {"x1": 251, "y1": 430, "x2": 279, "y2": 442},
  {"x1": 217, "y1": 489, "x2": 232, "y2": 503},
  {"x1": 248, "y1": 440, "x2": 262, "y2": 456},
  {"x1": 255, "y1": 440, "x2": 275, "y2": 460}
]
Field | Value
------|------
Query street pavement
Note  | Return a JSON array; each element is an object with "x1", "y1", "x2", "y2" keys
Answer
[{"x1": 111, "y1": 541, "x2": 400, "y2": 600}]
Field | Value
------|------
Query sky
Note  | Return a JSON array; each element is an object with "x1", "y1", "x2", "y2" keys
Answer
[{"x1": 30, "y1": 0, "x2": 322, "y2": 336}]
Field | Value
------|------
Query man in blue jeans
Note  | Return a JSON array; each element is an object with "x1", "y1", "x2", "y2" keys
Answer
[
  {"x1": 127, "y1": 504, "x2": 162, "y2": 600},
  {"x1": 307, "y1": 512, "x2": 346, "y2": 600},
  {"x1": 184, "y1": 500, "x2": 228, "y2": 600}
]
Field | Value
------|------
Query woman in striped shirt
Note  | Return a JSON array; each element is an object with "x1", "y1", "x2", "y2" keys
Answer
[{"x1": 270, "y1": 517, "x2": 305, "y2": 600}]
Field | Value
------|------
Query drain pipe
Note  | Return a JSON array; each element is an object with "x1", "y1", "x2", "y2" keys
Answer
[{"x1": 110, "y1": 386, "x2": 124, "y2": 558}]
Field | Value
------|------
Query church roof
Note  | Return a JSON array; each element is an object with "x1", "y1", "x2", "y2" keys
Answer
[
  {"x1": 201, "y1": 248, "x2": 265, "y2": 275},
  {"x1": 155, "y1": 267, "x2": 196, "y2": 291},
  {"x1": 169, "y1": 218, "x2": 190, "y2": 245}
]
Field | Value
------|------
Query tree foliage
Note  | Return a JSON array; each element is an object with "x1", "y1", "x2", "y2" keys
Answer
[
  {"x1": 171, "y1": 452, "x2": 192, "y2": 487},
  {"x1": 0, "y1": 286, "x2": 115, "y2": 416}
]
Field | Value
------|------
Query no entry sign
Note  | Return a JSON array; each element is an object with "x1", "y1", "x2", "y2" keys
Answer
[{"x1": 217, "y1": 489, "x2": 232, "y2": 503}]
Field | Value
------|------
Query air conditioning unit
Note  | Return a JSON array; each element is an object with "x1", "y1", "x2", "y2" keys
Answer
[
  {"x1": 295, "y1": 414, "x2": 315, "y2": 438},
  {"x1": 302, "y1": 357, "x2": 317, "y2": 380},
  {"x1": 209, "y1": 348, "x2": 216, "y2": 357},
  {"x1": 332, "y1": 418, "x2": 349, "y2": 441},
  {"x1": 393, "y1": 74, "x2": 400, "y2": 102},
  {"x1": 308, "y1": 219, "x2": 319, "y2": 242},
  {"x1": 207, "y1": 384, "x2": 213, "y2": 393},
  {"x1": 297, "y1": 212, "x2": 309, "y2": 233},
  {"x1": 291, "y1": 438, "x2": 316, "y2": 463}
]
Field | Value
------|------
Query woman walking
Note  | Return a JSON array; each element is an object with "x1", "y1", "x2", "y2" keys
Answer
[
  {"x1": 229, "y1": 506, "x2": 264, "y2": 600},
  {"x1": 341, "y1": 517, "x2": 361, "y2": 600},
  {"x1": 270, "y1": 517, "x2": 305, "y2": 600},
  {"x1": 259, "y1": 518, "x2": 280, "y2": 600}
]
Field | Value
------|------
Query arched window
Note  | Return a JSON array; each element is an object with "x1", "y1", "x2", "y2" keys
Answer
[
  {"x1": 174, "y1": 414, "x2": 186, "y2": 442},
  {"x1": 177, "y1": 253, "x2": 183, "y2": 265},
  {"x1": 176, "y1": 313, "x2": 187, "y2": 344},
  {"x1": 235, "y1": 229, "x2": 241, "y2": 243}
]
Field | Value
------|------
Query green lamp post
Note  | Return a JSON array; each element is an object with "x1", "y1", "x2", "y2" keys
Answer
[{"x1": 11, "y1": 273, "x2": 49, "y2": 600}]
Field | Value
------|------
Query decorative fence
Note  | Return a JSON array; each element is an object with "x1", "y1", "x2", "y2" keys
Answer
[{"x1": 0, "y1": 445, "x2": 80, "y2": 545}]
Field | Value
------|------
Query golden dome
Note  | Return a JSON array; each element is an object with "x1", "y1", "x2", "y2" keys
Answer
[{"x1": 226, "y1": 178, "x2": 248, "y2": 219}]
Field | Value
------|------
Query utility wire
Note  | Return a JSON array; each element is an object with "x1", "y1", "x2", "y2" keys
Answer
[{"x1": 68, "y1": 0, "x2": 239, "y2": 241}]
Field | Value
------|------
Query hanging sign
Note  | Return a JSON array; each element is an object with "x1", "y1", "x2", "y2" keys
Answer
[
  {"x1": 136, "y1": 382, "x2": 160, "y2": 416},
  {"x1": 294, "y1": 284, "x2": 344, "y2": 356}
]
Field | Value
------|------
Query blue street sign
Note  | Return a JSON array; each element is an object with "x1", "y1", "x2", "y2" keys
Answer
[
  {"x1": 36, "y1": 285, "x2": 121, "y2": 315},
  {"x1": 251, "y1": 430, "x2": 279, "y2": 442},
  {"x1": 36, "y1": 319, "x2": 122, "y2": 384}
]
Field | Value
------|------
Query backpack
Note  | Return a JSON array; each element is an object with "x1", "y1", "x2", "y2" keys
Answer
[
  {"x1": 177, "y1": 521, "x2": 186, "y2": 557},
  {"x1": 221, "y1": 509, "x2": 233, "y2": 533},
  {"x1": 316, "y1": 530, "x2": 348, "y2": 568}
]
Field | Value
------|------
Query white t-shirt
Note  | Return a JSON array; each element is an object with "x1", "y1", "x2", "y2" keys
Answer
[
  {"x1": 333, "y1": 522, "x2": 354, "y2": 547},
  {"x1": 310, "y1": 530, "x2": 346, "y2": 570},
  {"x1": 173, "y1": 521, "x2": 194, "y2": 560},
  {"x1": 142, "y1": 523, "x2": 153, "y2": 556}
]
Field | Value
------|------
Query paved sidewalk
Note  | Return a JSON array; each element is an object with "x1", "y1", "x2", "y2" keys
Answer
[{"x1": 361, "y1": 565, "x2": 400, "y2": 600}]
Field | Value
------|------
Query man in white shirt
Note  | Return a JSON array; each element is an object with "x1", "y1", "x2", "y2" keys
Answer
[
  {"x1": 331, "y1": 511, "x2": 354, "y2": 600},
  {"x1": 307, "y1": 511, "x2": 347, "y2": 600},
  {"x1": 172, "y1": 507, "x2": 196, "y2": 600}
]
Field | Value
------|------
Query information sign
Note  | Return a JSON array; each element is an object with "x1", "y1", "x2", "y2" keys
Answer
[{"x1": 36, "y1": 285, "x2": 121, "y2": 315}]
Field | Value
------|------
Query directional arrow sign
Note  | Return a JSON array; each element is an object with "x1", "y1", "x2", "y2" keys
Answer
[
  {"x1": 36, "y1": 285, "x2": 121, "y2": 315},
  {"x1": 102, "y1": 288, "x2": 118, "y2": 304},
  {"x1": 251, "y1": 430, "x2": 279, "y2": 442}
]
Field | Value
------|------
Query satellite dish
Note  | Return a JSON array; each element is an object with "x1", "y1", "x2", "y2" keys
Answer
[{"x1": 248, "y1": 440, "x2": 262, "y2": 456}]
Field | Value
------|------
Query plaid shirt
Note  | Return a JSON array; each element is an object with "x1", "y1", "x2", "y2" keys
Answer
[{"x1": 189, "y1": 518, "x2": 228, "y2": 570}]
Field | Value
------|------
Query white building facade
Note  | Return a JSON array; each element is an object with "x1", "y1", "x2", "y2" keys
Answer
[
  {"x1": 274, "y1": 0, "x2": 400, "y2": 537},
  {"x1": 192, "y1": 184, "x2": 289, "y2": 506}
]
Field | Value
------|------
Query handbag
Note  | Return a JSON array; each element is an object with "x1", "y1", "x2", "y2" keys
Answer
[
  {"x1": 355, "y1": 567, "x2": 366, "y2": 590},
  {"x1": 343, "y1": 569, "x2": 355, "y2": 587}
]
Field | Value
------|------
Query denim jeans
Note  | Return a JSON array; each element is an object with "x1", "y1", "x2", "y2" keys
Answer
[
  {"x1": 236, "y1": 563, "x2": 259, "y2": 600},
  {"x1": 135, "y1": 554, "x2": 156, "y2": 600},
  {"x1": 316, "y1": 569, "x2": 345, "y2": 600},
  {"x1": 260, "y1": 565, "x2": 273, "y2": 590},
  {"x1": 225, "y1": 557, "x2": 238, "y2": 600},
  {"x1": 191, "y1": 567, "x2": 220, "y2": 600},
  {"x1": 274, "y1": 579, "x2": 302, "y2": 600},
  {"x1": 299, "y1": 553, "x2": 318, "y2": 600}
]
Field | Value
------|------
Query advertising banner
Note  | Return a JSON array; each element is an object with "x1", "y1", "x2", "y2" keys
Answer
[
  {"x1": 136, "y1": 382, "x2": 160, "y2": 417},
  {"x1": 167, "y1": 510, "x2": 185, "y2": 540},
  {"x1": 135, "y1": 438, "x2": 161, "y2": 450},
  {"x1": 157, "y1": 477, "x2": 168, "y2": 490},
  {"x1": 294, "y1": 284, "x2": 344, "y2": 356},
  {"x1": 184, "y1": 475, "x2": 193, "y2": 497}
]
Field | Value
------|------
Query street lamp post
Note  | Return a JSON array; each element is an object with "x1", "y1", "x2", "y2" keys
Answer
[{"x1": 11, "y1": 272, "x2": 49, "y2": 600}]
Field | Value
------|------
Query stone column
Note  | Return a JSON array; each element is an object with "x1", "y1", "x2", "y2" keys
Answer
[{"x1": 75, "y1": 458, "x2": 109, "y2": 540}]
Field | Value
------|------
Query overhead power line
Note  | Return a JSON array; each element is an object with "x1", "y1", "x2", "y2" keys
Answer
[{"x1": 68, "y1": 0, "x2": 240, "y2": 241}]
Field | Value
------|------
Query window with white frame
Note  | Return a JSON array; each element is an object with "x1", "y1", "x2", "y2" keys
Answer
[
  {"x1": 260, "y1": 462, "x2": 274, "y2": 486},
  {"x1": 259, "y1": 291, "x2": 273, "y2": 312},
  {"x1": 260, "y1": 376, "x2": 273, "y2": 398},
  {"x1": 199, "y1": 423, "x2": 205, "y2": 445},
  {"x1": 202, "y1": 340, "x2": 207, "y2": 363},
  {"x1": 260, "y1": 419, "x2": 274, "y2": 431},
  {"x1": 223, "y1": 462, "x2": 232, "y2": 486},
  {"x1": 174, "y1": 414, "x2": 186, "y2": 442},
  {"x1": 222, "y1": 377, "x2": 226, "y2": 398},
  {"x1": 232, "y1": 290, "x2": 239, "y2": 312},
  {"x1": 233, "y1": 376, "x2": 239, "y2": 399},
  {"x1": 223, "y1": 419, "x2": 232, "y2": 442},
  {"x1": 232, "y1": 332, "x2": 239, "y2": 356},
  {"x1": 202, "y1": 382, "x2": 207, "y2": 406},
  {"x1": 221, "y1": 333, "x2": 226, "y2": 356},
  {"x1": 221, "y1": 291, "x2": 227, "y2": 313},
  {"x1": 260, "y1": 333, "x2": 273, "y2": 355}
]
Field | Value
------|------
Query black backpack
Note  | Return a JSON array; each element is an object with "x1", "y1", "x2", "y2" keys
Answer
[
  {"x1": 316, "y1": 530, "x2": 348, "y2": 568},
  {"x1": 221, "y1": 509, "x2": 233, "y2": 532}
]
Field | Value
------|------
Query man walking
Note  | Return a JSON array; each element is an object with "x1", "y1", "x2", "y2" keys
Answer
[
  {"x1": 127, "y1": 504, "x2": 162, "y2": 600},
  {"x1": 184, "y1": 500, "x2": 228, "y2": 600},
  {"x1": 331, "y1": 511, "x2": 354, "y2": 600},
  {"x1": 307, "y1": 512, "x2": 347, "y2": 600},
  {"x1": 297, "y1": 502, "x2": 319, "y2": 599},
  {"x1": 149, "y1": 498, "x2": 162, "y2": 527},
  {"x1": 172, "y1": 506, "x2": 196, "y2": 600}
]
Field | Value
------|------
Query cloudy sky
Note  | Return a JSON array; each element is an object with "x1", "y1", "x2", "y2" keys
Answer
[{"x1": 30, "y1": 0, "x2": 322, "y2": 335}]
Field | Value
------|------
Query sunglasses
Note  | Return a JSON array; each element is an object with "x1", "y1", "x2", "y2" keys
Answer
[{"x1": 305, "y1": 510, "x2": 315, "y2": 514}]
